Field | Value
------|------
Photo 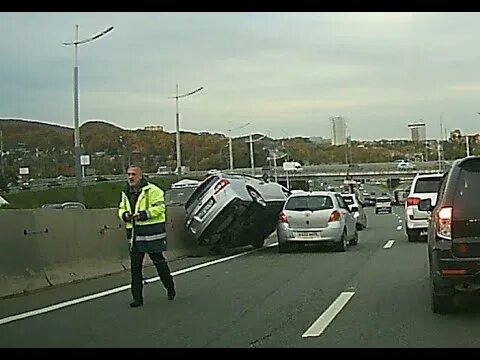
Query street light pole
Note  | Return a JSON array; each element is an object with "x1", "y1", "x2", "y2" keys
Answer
[
  {"x1": 0, "y1": 130, "x2": 4, "y2": 178},
  {"x1": 228, "y1": 135, "x2": 233, "y2": 171},
  {"x1": 63, "y1": 24, "x2": 114, "y2": 203},
  {"x1": 169, "y1": 85, "x2": 204, "y2": 178},
  {"x1": 249, "y1": 135, "x2": 254, "y2": 175},
  {"x1": 227, "y1": 122, "x2": 250, "y2": 170},
  {"x1": 466, "y1": 134, "x2": 470, "y2": 157},
  {"x1": 246, "y1": 134, "x2": 265, "y2": 175},
  {"x1": 175, "y1": 84, "x2": 180, "y2": 177}
]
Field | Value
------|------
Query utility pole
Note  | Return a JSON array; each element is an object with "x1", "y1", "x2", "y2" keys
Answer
[
  {"x1": 227, "y1": 122, "x2": 250, "y2": 171},
  {"x1": 438, "y1": 112, "x2": 444, "y2": 172},
  {"x1": 273, "y1": 152, "x2": 278, "y2": 182},
  {"x1": 228, "y1": 135, "x2": 234, "y2": 171},
  {"x1": 63, "y1": 24, "x2": 114, "y2": 203},
  {"x1": 0, "y1": 130, "x2": 4, "y2": 178},
  {"x1": 440, "y1": 112, "x2": 444, "y2": 141},
  {"x1": 168, "y1": 84, "x2": 204, "y2": 178},
  {"x1": 246, "y1": 134, "x2": 265, "y2": 175},
  {"x1": 466, "y1": 134, "x2": 470, "y2": 157},
  {"x1": 437, "y1": 141, "x2": 442, "y2": 172}
]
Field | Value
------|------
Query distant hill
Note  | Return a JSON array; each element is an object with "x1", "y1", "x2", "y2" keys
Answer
[
  {"x1": 0, "y1": 118, "x2": 275, "y2": 178},
  {"x1": 0, "y1": 117, "x2": 452, "y2": 180}
]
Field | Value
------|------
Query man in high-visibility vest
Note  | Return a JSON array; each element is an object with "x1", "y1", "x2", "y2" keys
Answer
[{"x1": 118, "y1": 165, "x2": 176, "y2": 307}]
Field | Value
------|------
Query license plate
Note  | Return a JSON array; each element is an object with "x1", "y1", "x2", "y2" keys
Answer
[
  {"x1": 420, "y1": 231, "x2": 428, "y2": 236},
  {"x1": 295, "y1": 231, "x2": 320, "y2": 238}
]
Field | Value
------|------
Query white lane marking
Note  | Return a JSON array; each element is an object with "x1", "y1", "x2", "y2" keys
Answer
[
  {"x1": 0, "y1": 244, "x2": 276, "y2": 326},
  {"x1": 398, "y1": 219, "x2": 403, "y2": 222},
  {"x1": 396, "y1": 225, "x2": 402, "y2": 231},
  {"x1": 302, "y1": 291, "x2": 355, "y2": 338},
  {"x1": 383, "y1": 240, "x2": 395, "y2": 248}
]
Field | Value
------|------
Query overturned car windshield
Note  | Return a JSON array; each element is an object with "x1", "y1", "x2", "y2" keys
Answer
[{"x1": 285, "y1": 196, "x2": 334, "y2": 211}]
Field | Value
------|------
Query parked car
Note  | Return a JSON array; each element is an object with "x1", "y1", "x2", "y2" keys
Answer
[
  {"x1": 95, "y1": 176, "x2": 109, "y2": 182},
  {"x1": 375, "y1": 196, "x2": 392, "y2": 214},
  {"x1": 420, "y1": 156, "x2": 480, "y2": 313},
  {"x1": 207, "y1": 169, "x2": 222, "y2": 176},
  {"x1": 47, "y1": 181, "x2": 62, "y2": 187},
  {"x1": 397, "y1": 161, "x2": 416, "y2": 170},
  {"x1": 41, "y1": 202, "x2": 86, "y2": 209},
  {"x1": 405, "y1": 173, "x2": 444, "y2": 242},
  {"x1": 276, "y1": 191, "x2": 358, "y2": 253},
  {"x1": 171, "y1": 179, "x2": 200, "y2": 189},
  {"x1": 340, "y1": 193, "x2": 367, "y2": 230},
  {"x1": 185, "y1": 173, "x2": 290, "y2": 253}
]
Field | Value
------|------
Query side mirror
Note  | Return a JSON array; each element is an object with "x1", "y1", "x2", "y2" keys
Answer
[
  {"x1": 351, "y1": 206, "x2": 359, "y2": 213},
  {"x1": 418, "y1": 198, "x2": 433, "y2": 212}
]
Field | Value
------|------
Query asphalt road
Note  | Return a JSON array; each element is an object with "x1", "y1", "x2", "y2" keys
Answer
[{"x1": 1, "y1": 188, "x2": 480, "y2": 347}]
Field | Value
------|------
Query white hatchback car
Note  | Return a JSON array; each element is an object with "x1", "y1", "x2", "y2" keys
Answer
[
  {"x1": 276, "y1": 191, "x2": 358, "y2": 252},
  {"x1": 404, "y1": 173, "x2": 444, "y2": 242}
]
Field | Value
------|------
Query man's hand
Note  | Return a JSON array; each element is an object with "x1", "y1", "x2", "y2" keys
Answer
[
  {"x1": 122, "y1": 211, "x2": 133, "y2": 223},
  {"x1": 132, "y1": 213, "x2": 140, "y2": 220}
]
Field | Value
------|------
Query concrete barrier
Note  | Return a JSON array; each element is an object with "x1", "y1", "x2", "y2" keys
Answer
[
  {"x1": 0, "y1": 206, "x2": 202, "y2": 299},
  {"x1": 0, "y1": 210, "x2": 51, "y2": 298}
]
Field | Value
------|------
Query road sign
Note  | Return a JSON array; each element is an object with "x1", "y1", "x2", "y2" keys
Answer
[
  {"x1": 19, "y1": 167, "x2": 29, "y2": 175},
  {"x1": 80, "y1": 155, "x2": 90, "y2": 166}
]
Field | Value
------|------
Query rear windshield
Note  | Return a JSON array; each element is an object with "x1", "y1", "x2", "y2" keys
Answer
[
  {"x1": 341, "y1": 195, "x2": 354, "y2": 205},
  {"x1": 285, "y1": 195, "x2": 334, "y2": 211},
  {"x1": 453, "y1": 168, "x2": 480, "y2": 219},
  {"x1": 414, "y1": 177, "x2": 443, "y2": 193},
  {"x1": 376, "y1": 198, "x2": 390, "y2": 203},
  {"x1": 184, "y1": 175, "x2": 219, "y2": 209}
]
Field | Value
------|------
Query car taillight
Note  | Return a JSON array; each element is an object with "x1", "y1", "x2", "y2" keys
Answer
[
  {"x1": 436, "y1": 206, "x2": 452, "y2": 240},
  {"x1": 328, "y1": 210, "x2": 341, "y2": 222},
  {"x1": 214, "y1": 179, "x2": 230, "y2": 194},
  {"x1": 279, "y1": 212, "x2": 288, "y2": 223},
  {"x1": 406, "y1": 197, "x2": 421, "y2": 207}
]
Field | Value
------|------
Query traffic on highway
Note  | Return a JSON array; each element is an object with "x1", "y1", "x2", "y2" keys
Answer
[{"x1": 2, "y1": 173, "x2": 480, "y2": 348}]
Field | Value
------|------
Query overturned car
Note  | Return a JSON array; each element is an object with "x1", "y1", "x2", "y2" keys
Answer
[{"x1": 185, "y1": 173, "x2": 290, "y2": 253}]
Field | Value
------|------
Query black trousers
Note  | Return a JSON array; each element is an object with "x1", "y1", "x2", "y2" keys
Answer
[{"x1": 130, "y1": 251, "x2": 175, "y2": 301}]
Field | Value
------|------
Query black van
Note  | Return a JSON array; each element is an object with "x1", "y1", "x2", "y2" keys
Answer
[{"x1": 420, "y1": 156, "x2": 480, "y2": 313}]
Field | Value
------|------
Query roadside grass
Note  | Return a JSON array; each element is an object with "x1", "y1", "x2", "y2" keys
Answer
[{"x1": 1, "y1": 176, "x2": 194, "y2": 209}]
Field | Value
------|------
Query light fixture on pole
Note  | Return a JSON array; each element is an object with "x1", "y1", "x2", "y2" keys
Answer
[
  {"x1": 227, "y1": 122, "x2": 250, "y2": 170},
  {"x1": 63, "y1": 24, "x2": 114, "y2": 203},
  {"x1": 246, "y1": 134, "x2": 265, "y2": 175},
  {"x1": 169, "y1": 84, "x2": 204, "y2": 178}
]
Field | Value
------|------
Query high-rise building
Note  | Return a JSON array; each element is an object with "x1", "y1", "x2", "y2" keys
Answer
[
  {"x1": 330, "y1": 116, "x2": 346, "y2": 145},
  {"x1": 408, "y1": 122, "x2": 426, "y2": 142}
]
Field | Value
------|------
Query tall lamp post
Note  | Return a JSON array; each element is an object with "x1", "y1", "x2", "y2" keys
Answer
[
  {"x1": 246, "y1": 134, "x2": 266, "y2": 175},
  {"x1": 63, "y1": 25, "x2": 114, "y2": 203},
  {"x1": 169, "y1": 84, "x2": 204, "y2": 178},
  {"x1": 227, "y1": 122, "x2": 250, "y2": 170}
]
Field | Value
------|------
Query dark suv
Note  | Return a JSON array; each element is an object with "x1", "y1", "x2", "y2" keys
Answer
[{"x1": 420, "y1": 156, "x2": 480, "y2": 314}]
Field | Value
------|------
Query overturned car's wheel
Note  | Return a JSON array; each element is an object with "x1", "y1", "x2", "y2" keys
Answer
[{"x1": 247, "y1": 187, "x2": 266, "y2": 207}]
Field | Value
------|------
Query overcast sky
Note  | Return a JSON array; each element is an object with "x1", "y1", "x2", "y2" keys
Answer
[{"x1": 1, "y1": 12, "x2": 480, "y2": 140}]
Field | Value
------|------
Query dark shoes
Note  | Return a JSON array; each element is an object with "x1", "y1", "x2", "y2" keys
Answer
[
  {"x1": 129, "y1": 300, "x2": 144, "y2": 308},
  {"x1": 130, "y1": 290, "x2": 175, "y2": 307}
]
